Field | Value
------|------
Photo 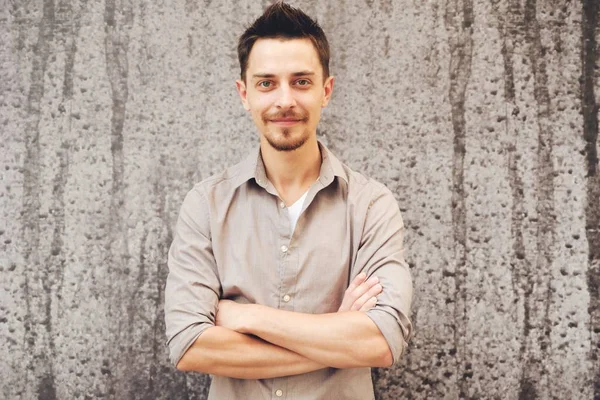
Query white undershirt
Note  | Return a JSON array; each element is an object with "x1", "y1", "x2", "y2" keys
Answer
[{"x1": 287, "y1": 190, "x2": 309, "y2": 235}]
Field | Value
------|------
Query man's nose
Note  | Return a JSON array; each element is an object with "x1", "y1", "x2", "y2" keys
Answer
[{"x1": 275, "y1": 84, "x2": 296, "y2": 109}]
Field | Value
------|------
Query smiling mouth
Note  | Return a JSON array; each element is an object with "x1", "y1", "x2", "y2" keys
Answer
[{"x1": 270, "y1": 119, "x2": 303, "y2": 126}]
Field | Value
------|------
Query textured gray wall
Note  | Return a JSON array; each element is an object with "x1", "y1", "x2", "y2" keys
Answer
[{"x1": 1, "y1": 0, "x2": 599, "y2": 399}]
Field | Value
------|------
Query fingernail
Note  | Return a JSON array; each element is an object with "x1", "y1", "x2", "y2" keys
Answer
[{"x1": 359, "y1": 272, "x2": 367, "y2": 278}]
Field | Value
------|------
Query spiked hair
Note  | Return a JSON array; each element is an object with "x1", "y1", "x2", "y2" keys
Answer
[{"x1": 237, "y1": 2, "x2": 330, "y2": 82}]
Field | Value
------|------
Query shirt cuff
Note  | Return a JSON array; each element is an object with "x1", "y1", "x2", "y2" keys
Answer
[
  {"x1": 365, "y1": 307, "x2": 411, "y2": 366},
  {"x1": 167, "y1": 322, "x2": 213, "y2": 366}
]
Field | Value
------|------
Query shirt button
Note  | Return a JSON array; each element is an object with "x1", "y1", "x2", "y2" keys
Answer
[
  {"x1": 275, "y1": 389, "x2": 283, "y2": 397},
  {"x1": 280, "y1": 245, "x2": 288, "y2": 253},
  {"x1": 283, "y1": 294, "x2": 291, "y2": 302},
  {"x1": 279, "y1": 201, "x2": 285, "y2": 208}
]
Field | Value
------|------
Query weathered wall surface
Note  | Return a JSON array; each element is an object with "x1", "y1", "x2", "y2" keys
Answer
[{"x1": 1, "y1": 0, "x2": 599, "y2": 399}]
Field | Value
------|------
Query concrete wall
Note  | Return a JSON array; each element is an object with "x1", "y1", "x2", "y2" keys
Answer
[{"x1": 1, "y1": 0, "x2": 599, "y2": 399}]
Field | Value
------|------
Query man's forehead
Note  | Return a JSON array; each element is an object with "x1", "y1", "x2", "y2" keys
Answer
[{"x1": 247, "y1": 38, "x2": 322, "y2": 77}]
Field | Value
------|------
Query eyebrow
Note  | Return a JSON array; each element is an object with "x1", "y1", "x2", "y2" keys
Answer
[{"x1": 252, "y1": 71, "x2": 316, "y2": 79}]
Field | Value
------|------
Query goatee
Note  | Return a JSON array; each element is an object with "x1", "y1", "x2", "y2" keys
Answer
[{"x1": 265, "y1": 129, "x2": 308, "y2": 152}]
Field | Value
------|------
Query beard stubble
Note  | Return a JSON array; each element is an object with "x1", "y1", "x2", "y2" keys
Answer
[{"x1": 262, "y1": 110, "x2": 309, "y2": 152}]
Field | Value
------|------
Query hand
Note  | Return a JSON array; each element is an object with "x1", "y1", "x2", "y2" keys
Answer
[
  {"x1": 216, "y1": 299, "x2": 250, "y2": 333},
  {"x1": 338, "y1": 273, "x2": 382, "y2": 312}
]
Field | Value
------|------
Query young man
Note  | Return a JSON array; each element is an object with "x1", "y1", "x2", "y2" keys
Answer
[{"x1": 164, "y1": 3, "x2": 413, "y2": 399}]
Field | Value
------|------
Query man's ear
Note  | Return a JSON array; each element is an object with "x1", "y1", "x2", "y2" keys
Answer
[
  {"x1": 322, "y1": 75, "x2": 335, "y2": 108},
  {"x1": 236, "y1": 79, "x2": 250, "y2": 111}
]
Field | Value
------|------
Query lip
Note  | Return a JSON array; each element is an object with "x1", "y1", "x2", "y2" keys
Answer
[{"x1": 270, "y1": 119, "x2": 302, "y2": 126}]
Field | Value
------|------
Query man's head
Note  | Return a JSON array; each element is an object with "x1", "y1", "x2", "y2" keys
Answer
[{"x1": 236, "y1": 2, "x2": 334, "y2": 152}]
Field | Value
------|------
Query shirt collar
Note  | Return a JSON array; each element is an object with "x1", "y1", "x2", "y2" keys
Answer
[
  {"x1": 316, "y1": 141, "x2": 348, "y2": 186},
  {"x1": 233, "y1": 140, "x2": 348, "y2": 189}
]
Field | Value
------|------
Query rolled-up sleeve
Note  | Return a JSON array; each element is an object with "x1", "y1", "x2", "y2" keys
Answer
[
  {"x1": 164, "y1": 186, "x2": 221, "y2": 366},
  {"x1": 354, "y1": 185, "x2": 413, "y2": 366}
]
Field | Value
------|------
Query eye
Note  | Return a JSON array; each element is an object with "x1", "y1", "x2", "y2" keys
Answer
[
  {"x1": 296, "y1": 79, "x2": 311, "y2": 86},
  {"x1": 258, "y1": 81, "x2": 273, "y2": 89}
]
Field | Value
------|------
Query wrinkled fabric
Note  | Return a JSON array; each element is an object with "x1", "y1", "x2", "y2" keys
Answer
[{"x1": 165, "y1": 142, "x2": 413, "y2": 400}]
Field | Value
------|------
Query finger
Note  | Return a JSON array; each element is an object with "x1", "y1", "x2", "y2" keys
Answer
[
  {"x1": 339, "y1": 273, "x2": 368, "y2": 311},
  {"x1": 359, "y1": 296, "x2": 378, "y2": 312},
  {"x1": 348, "y1": 276, "x2": 379, "y2": 305},
  {"x1": 351, "y1": 283, "x2": 383, "y2": 311},
  {"x1": 345, "y1": 272, "x2": 367, "y2": 294}
]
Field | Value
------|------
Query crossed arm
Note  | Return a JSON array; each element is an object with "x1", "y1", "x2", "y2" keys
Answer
[
  {"x1": 169, "y1": 186, "x2": 412, "y2": 379},
  {"x1": 176, "y1": 273, "x2": 389, "y2": 378}
]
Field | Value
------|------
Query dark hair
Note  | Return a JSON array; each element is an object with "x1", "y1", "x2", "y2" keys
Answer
[{"x1": 237, "y1": 2, "x2": 330, "y2": 82}]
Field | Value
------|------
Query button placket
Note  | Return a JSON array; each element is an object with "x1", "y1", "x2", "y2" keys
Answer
[
  {"x1": 272, "y1": 375, "x2": 288, "y2": 400},
  {"x1": 276, "y1": 192, "x2": 292, "y2": 312}
]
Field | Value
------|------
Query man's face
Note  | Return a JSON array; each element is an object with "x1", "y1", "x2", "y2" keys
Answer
[{"x1": 236, "y1": 38, "x2": 334, "y2": 152}]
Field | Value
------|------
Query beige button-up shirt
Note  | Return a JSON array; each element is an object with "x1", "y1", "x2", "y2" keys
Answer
[{"x1": 165, "y1": 142, "x2": 413, "y2": 399}]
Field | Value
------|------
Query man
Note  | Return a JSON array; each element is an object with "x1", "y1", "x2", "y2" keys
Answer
[{"x1": 164, "y1": 2, "x2": 413, "y2": 399}]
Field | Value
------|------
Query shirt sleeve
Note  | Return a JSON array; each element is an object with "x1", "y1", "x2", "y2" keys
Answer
[
  {"x1": 354, "y1": 185, "x2": 413, "y2": 366},
  {"x1": 164, "y1": 186, "x2": 221, "y2": 366}
]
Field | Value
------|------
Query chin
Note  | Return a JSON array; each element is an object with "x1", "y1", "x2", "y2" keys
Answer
[{"x1": 265, "y1": 130, "x2": 309, "y2": 152}]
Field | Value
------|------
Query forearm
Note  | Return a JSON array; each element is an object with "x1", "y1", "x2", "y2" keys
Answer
[
  {"x1": 241, "y1": 306, "x2": 392, "y2": 369},
  {"x1": 176, "y1": 326, "x2": 327, "y2": 379}
]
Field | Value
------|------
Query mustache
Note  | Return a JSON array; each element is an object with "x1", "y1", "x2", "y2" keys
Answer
[{"x1": 262, "y1": 110, "x2": 308, "y2": 122}]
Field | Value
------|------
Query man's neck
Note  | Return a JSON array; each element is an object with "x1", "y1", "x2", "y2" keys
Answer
[{"x1": 260, "y1": 136, "x2": 321, "y2": 206}]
